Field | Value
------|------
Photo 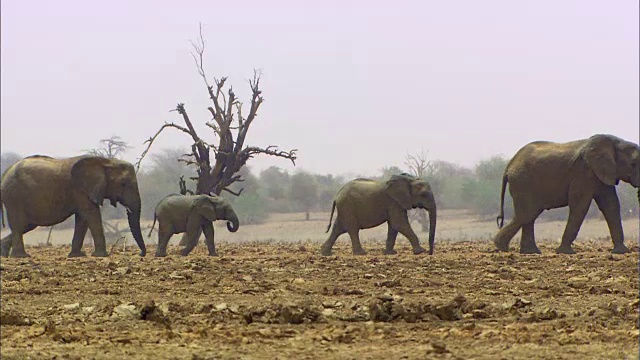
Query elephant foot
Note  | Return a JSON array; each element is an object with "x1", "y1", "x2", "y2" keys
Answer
[
  {"x1": 208, "y1": 252, "x2": 219, "y2": 257},
  {"x1": 180, "y1": 249, "x2": 194, "y2": 256},
  {"x1": 155, "y1": 251, "x2": 167, "y2": 258},
  {"x1": 383, "y1": 249, "x2": 397, "y2": 255},
  {"x1": 91, "y1": 250, "x2": 109, "y2": 257},
  {"x1": 319, "y1": 246, "x2": 333, "y2": 256},
  {"x1": 352, "y1": 248, "x2": 367, "y2": 256},
  {"x1": 611, "y1": 244, "x2": 631, "y2": 254},
  {"x1": 494, "y1": 238, "x2": 510, "y2": 252},
  {"x1": 9, "y1": 250, "x2": 31, "y2": 258},
  {"x1": 555, "y1": 246, "x2": 576, "y2": 255},
  {"x1": 412, "y1": 246, "x2": 427, "y2": 255},
  {"x1": 67, "y1": 250, "x2": 87, "y2": 258},
  {"x1": 519, "y1": 246, "x2": 541, "y2": 255}
]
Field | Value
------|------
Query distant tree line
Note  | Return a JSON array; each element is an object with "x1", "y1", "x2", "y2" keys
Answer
[{"x1": 1, "y1": 148, "x2": 638, "y2": 229}]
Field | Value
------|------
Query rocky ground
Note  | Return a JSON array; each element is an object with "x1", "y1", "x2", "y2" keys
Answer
[{"x1": 1, "y1": 240, "x2": 638, "y2": 360}]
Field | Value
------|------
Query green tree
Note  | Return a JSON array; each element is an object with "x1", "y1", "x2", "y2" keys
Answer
[
  {"x1": 288, "y1": 171, "x2": 319, "y2": 220},
  {"x1": 1, "y1": 152, "x2": 22, "y2": 177},
  {"x1": 223, "y1": 166, "x2": 268, "y2": 225}
]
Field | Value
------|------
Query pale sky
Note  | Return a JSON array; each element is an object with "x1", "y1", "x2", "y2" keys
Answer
[{"x1": 2, "y1": 0, "x2": 638, "y2": 176}]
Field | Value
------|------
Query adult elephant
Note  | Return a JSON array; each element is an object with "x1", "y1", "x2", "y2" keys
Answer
[
  {"x1": 148, "y1": 194, "x2": 239, "y2": 257},
  {"x1": 494, "y1": 134, "x2": 640, "y2": 255},
  {"x1": 320, "y1": 173, "x2": 437, "y2": 256},
  {"x1": 0, "y1": 155, "x2": 146, "y2": 258}
]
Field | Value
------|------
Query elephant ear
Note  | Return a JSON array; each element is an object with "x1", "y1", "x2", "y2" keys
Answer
[
  {"x1": 71, "y1": 157, "x2": 109, "y2": 205},
  {"x1": 193, "y1": 196, "x2": 218, "y2": 222},
  {"x1": 583, "y1": 135, "x2": 618, "y2": 186},
  {"x1": 385, "y1": 175, "x2": 413, "y2": 210}
]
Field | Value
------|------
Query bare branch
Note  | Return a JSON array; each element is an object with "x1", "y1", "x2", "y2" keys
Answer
[
  {"x1": 135, "y1": 121, "x2": 195, "y2": 171},
  {"x1": 222, "y1": 187, "x2": 244, "y2": 196}
]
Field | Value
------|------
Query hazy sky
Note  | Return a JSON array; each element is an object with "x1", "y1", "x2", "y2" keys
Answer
[{"x1": 2, "y1": 0, "x2": 638, "y2": 176}]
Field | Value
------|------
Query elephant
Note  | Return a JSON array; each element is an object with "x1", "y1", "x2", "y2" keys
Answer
[
  {"x1": 148, "y1": 194, "x2": 239, "y2": 257},
  {"x1": 494, "y1": 134, "x2": 640, "y2": 255},
  {"x1": 320, "y1": 173, "x2": 437, "y2": 256},
  {"x1": 0, "y1": 155, "x2": 146, "y2": 258}
]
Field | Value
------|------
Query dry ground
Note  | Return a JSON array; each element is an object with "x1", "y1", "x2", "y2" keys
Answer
[{"x1": 1, "y1": 210, "x2": 639, "y2": 359}]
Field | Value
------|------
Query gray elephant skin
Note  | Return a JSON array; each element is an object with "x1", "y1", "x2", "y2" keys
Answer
[
  {"x1": 321, "y1": 173, "x2": 437, "y2": 256},
  {"x1": 494, "y1": 134, "x2": 640, "y2": 255},
  {"x1": 149, "y1": 194, "x2": 239, "y2": 257},
  {"x1": 0, "y1": 155, "x2": 146, "y2": 258}
]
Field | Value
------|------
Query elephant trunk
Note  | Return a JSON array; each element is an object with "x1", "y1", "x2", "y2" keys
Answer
[
  {"x1": 125, "y1": 200, "x2": 146, "y2": 257},
  {"x1": 427, "y1": 208, "x2": 436, "y2": 255},
  {"x1": 226, "y1": 212, "x2": 239, "y2": 233}
]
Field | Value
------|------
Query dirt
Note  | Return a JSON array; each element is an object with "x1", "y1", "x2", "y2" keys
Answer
[{"x1": 1, "y1": 240, "x2": 638, "y2": 360}]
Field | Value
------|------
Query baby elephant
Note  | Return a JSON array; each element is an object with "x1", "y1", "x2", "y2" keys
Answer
[{"x1": 149, "y1": 194, "x2": 239, "y2": 257}]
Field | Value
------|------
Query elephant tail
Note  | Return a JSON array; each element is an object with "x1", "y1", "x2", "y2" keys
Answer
[
  {"x1": 0, "y1": 192, "x2": 4, "y2": 229},
  {"x1": 496, "y1": 174, "x2": 508, "y2": 229},
  {"x1": 325, "y1": 200, "x2": 337, "y2": 233},
  {"x1": 148, "y1": 214, "x2": 157, "y2": 237}
]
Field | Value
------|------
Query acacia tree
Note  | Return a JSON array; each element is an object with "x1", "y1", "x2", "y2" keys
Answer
[
  {"x1": 404, "y1": 149, "x2": 437, "y2": 232},
  {"x1": 137, "y1": 25, "x2": 297, "y2": 199},
  {"x1": 85, "y1": 135, "x2": 130, "y2": 159},
  {"x1": 84, "y1": 135, "x2": 132, "y2": 245}
]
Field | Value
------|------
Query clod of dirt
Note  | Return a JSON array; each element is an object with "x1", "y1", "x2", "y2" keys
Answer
[
  {"x1": 425, "y1": 341, "x2": 449, "y2": 355},
  {"x1": 139, "y1": 300, "x2": 171, "y2": 328},
  {"x1": 114, "y1": 267, "x2": 131, "y2": 275},
  {"x1": 511, "y1": 298, "x2": 533, "y2": 309},
  {"x1": 0, "y1": 309, "x2": 31, "y2": 326},
  {"x1": 244, "y1": 302, "x2": 323, "y2": 324},
  {"x1": 427, "y1": 294, "x2": 467, "y2": 321}
]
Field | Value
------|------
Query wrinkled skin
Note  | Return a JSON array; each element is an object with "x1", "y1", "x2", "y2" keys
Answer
[
  {"x1": 320, "y1": 173, "x2": 437, "y2": 256},
  {"x1": 494, "y1": 134, "x2": 640, "y2": 255},
  {"x1": 149, "y1": 194, "x2": 239, "y2": 257},
  {"x1": 0, "y1": 155, "x2": 146, "y2": 258}
]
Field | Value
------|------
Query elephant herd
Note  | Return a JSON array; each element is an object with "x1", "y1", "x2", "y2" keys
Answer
[{"x1": 0, "y1": 133, "x2": 639, "y2": 259}]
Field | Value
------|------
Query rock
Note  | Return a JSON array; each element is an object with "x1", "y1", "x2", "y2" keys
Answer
[
  {"x1": 363, "y1": 273, "x2": 373, "y2": 279},
  {"x1": 115, "y1": 267, "x2": 131, "y2": 275},
  {"x1": 322, "y1": 308, "x2": 335, "y2": 317},
  {"x1": 292, "y1": 278, "x2": 305, "y2": 284},
  {"x1": 63, "y1": 303, "x2": 80, "y2": 311},
  {"x1": 242, "y1": 275, "x2": 253, "y2": 282},
  {"x1": 113, "y1": 303, "x2": 140, "y2": 319},
  {"x1": 82, "y1": 306, "x2": 95, "y2": 314},
  {"x1": 169, "y1": 271, "x2": 185, "y2": 280},
  {"x1": 214, "y1": 303, "x2": 228, "y2": 312}
]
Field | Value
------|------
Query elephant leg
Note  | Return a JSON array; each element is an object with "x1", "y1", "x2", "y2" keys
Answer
[
  {"x1": 384, "y1": 223, "x2": 399, "y2": 255},
  {"x1": 320, "y1": 221, "x2": 346, "y2": 256},
  {"x1": 68, "y1": 214, "x2": 89, "y2": 258},
  {"x1": 519, "y1": 220, "x2": 541, "y2": 254},
  {"x1": 494, "y1": 219, "x2": 523, "y2": 252},
  {"x1": 7, "y1": 223, "x2": 37, "y2": 258},
  {"x1": 180, "y1": 214, "x2": 202, "y2": 256},
  {"x1": 594, "y1": 186, "x2": 630, "y2": 254},
  {"x1": 79, "y1": 206, "x2": 108, "y2": 257},
  {"x1": 389, "y1": 211, "x2": 426, "y2": 255},
  {"x1": 155, "y1": 227, "x2": 172, "y2": 257},
  {"x1": 347, "y1": 228, "x2": 367, "y2": 255},
  {"x1": 202, "y1": 222, "x2": 218, "y2": 256},
  {"x1": 556, "y1": 197, "x2": 592, "y2": 254},
  {"x1": 179, "y1": 227, "x2": 202, "y2": 247},
  {"x1": 1, "y1": 233, "x2": 12, "y2": 257}
]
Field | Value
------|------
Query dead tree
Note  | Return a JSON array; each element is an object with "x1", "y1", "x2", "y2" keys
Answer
[
  {"x1": 136, "y1": 25, "x2": 297, "y2": 198},
  {"x1": 405, "y1": 150, "x2": 436, "y2": 232}
]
